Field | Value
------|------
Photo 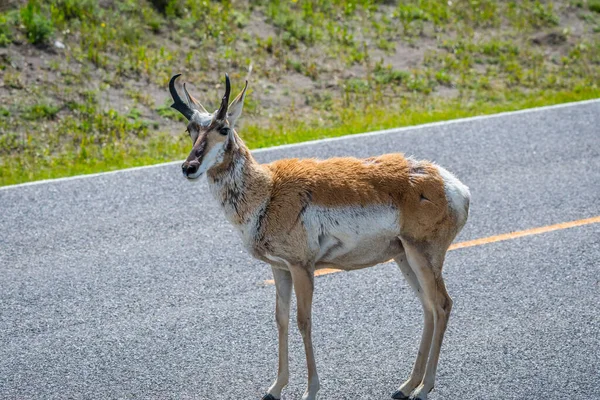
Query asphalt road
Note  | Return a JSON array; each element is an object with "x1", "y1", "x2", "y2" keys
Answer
[{"x1": 1, "y1": 100, "x2": 599, "y2": 400}]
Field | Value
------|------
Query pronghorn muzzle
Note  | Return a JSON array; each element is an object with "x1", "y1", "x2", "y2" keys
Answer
[
  {"x1": 181, "y1": 137, "x2": 207, "y2": 179},
  {"x1": 181, "y1": 159, "x2": 201, "y2": 179}
]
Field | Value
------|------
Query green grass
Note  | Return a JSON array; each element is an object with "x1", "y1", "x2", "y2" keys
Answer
[
  {"x1": 1, "y1": 0, "x2": 599, "y2": 186},
  {"x1": 2, "y1": 87, "x2": 598, "y2": 186},
  {"x1": 242, "y1": 88, "x2": 600, "y2": 148},
  {"x1": 589, "y1": 0, "x2": 600, "y2": 13}
]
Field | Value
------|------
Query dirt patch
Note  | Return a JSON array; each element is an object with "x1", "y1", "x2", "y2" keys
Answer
[
  {"x1": 372, "y1": 41, "x2": 432, "y2": 71},
  {"x1": 245, "y1": 10, "x2": 278, "y2": 40},
  {"x1": 530, "y1": 31, "x2": 568, "y2": 46}
]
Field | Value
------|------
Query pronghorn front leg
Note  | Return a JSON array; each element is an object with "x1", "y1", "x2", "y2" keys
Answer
[
  {"x1": 290, "y1": 264, "x2": 320, "y2": 400},
  {"x1": 263, "y1": 267, "x2": 293, "y2": 400}
]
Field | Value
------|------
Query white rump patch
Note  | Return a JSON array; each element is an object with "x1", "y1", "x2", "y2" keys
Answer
[{"x1": 436, "y1": 165, "x2": 471, "y2": 226}]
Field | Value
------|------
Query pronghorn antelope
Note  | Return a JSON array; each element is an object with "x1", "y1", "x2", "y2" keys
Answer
[{"x1": 170, "y1": 73, "x2": 470, "y2": 400}]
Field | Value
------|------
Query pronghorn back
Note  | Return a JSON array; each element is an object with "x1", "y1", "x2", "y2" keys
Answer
[{"x1": 265, "y1": 153, "x2": 456, "y2": 241}]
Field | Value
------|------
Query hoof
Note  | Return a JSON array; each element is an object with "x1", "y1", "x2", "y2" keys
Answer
[
  {"x1": 391, "y1": 390, "x2": 410, "y2": 399},
  {"x1": 262, "y1": 395, "x2": 278, "y2": 400}
]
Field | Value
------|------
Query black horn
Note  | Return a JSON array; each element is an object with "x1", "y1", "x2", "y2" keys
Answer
[
  {"x1": 169, "y1": 74, "x2": 194, "y2": 120},
  {"x1": 215, "y1": 73, "x2": 231, "y2": 120}
]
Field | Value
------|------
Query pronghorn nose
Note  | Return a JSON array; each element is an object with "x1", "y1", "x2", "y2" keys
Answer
[{"x1": 182, "y1": 161, "x2": 199, "y2": 177}]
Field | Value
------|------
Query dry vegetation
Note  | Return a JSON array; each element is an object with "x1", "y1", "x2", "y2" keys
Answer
[{"x1": 1, "y1": 0, "x2": 599, "y2": 185}]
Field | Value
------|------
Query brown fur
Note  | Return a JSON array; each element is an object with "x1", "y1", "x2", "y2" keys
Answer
[{"x1": 264, "y1": 154, "x2": 450, "y2": 241}]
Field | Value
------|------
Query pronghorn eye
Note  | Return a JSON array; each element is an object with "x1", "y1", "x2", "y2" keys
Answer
[{"x1": 219, "y1": 127, "x2": 230, "y2": 136}]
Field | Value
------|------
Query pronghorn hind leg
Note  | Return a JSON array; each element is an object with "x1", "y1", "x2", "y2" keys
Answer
[
  {"x1": 289, "y1": 264, "x2": 320, "y2": 400},
  {"x1": 397, "y1": 239, "x2": 452, "y2": 400},
  {"x1": 391, "y1": 254, "x2": 435, "y2": 400},
  {"x1": 420, "y1": 274, "x2": 452, "y2": 395},
  {"x1": 263, "y1": 267, "x2": 293, "y2": 400}
]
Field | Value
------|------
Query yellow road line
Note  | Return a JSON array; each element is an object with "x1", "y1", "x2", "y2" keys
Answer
[
  {"x1": 264, "y1": 216, "x2": 600, "y2": 285},
  {"x1": 447, "y1": 215, "x2": 600, "y2": 250}
]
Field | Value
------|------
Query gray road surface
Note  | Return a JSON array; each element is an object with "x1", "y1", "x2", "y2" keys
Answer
[{"x1": 1, "y1": 100, "x2": 599, "y2": 399}]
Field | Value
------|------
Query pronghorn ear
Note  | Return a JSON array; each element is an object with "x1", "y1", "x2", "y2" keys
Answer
[
  {"x1": 227, "y1": 80, "x2": 248, "y2": 128},
  {"x1": 183, "y1": 82, "x2": 208, "y2": 114}
]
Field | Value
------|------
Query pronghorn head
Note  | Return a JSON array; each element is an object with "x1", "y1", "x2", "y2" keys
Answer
[{"x1": 169, "y1": 74, "x2": 248, "y2": 180}]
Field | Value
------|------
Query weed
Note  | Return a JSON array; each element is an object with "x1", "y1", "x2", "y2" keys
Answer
[
  {"x1": 0, "y1": 13, "x2": 13, "y2": 46},
  {"x1": 286, "y1": 58, "x2": 303, "y2": 74},
  {"x1": 126, "y1": 88, "x2": 155, "y2": 108},
  {"x1": 305, "y1": 92, "x2": 333, "y2": 111},
  {"x1": 435, "y1": 70, "x2": 452, "y2": 86},
  {"x1": 0, "y1": 33, "x2": 10, "y2": 46},
  {"x1": 3, "y1": 71, "x2": 23, "y2": 89},
  {"x1": 374, "y1": 64, "x2": 410, "y2": 85},
  {"x1": 50, "y1": 0, "x2": 97, "y2": 24},
  {"x1": 345, "y1": 78, "x2": 371, "y2": 93},
  {"x1": 142, "y1": 7, "x2": 162, "y2": 33},
  {"x1": 20, "y1": 1, "x2": 54, "y2": 45},
  {"x1": 376, "y1": 38, "x2": 396, "y2": 52},
  {"x1": 530, "y1": 1, "x2": 561, "y2": 27},
  {"x1": 127, "y1": 107, "x2": 142, "y2": 121},
  {"x1": 407, "y1": 72, "x2": 434, "y2": 94},
  {"x1": 23, "y1": 103, "x2": 60, "y2": 120},
  {"x1": 156, "y1": 101, "x2": 181, "y2": 121}
]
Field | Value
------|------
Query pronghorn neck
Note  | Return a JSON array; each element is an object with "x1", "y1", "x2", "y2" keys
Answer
[{"x1": 206, "y1": 132, "x2": 270, "y2": 226}]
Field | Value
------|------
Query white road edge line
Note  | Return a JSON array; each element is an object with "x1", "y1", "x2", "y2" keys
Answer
[{"x1": 2, "y1": 97, "x2": 598, "y2": 191}]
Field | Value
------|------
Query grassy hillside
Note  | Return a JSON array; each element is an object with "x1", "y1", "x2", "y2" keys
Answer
[{"x1": 1, "y1": 0, "x2": 599, "y2": 186}]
